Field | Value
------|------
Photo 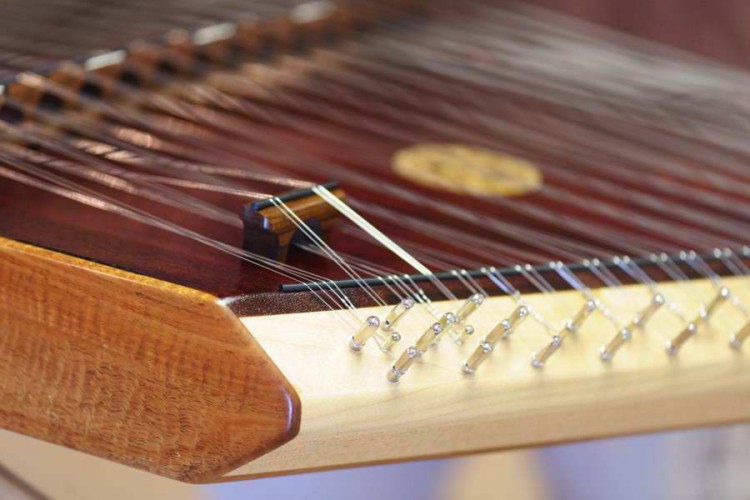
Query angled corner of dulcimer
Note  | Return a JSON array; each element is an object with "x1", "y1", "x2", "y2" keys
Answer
[{"x1": 0, "y1": 236, "x2": 300, "y2": 483}]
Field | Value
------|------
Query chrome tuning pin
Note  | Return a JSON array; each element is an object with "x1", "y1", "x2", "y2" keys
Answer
[
  {"x1": 703, "y1": 287, "x2": 730, "y2": 320},
  {"x1": 665, "y1": 322, "x2": 697, "y2": 356},
  {"x1": 531, "y1": 299, "x2": 597, "y2": 368},
  {"x1": 666, "y1": 287, "x2": 729, "y2": 356},
  {"x1": 463, "y1": 305, "x2": 528, "y2": 374},
  {"x1": 415, "y1": 313, "x2": 457, "y2": 351},
  {"x1": 387, "y1": 313, "x2": 457, "y2": 383},
  {"x1": 452, "y1": 293, "x2": 485, "y2": 344},
  {"x1": 349, "y1": 316, "x2": 380, "y2": 351},
  {"x1": 382, "y1": 298, "x2": 415, "y2": 332},
  {"x1": 599, "y1": 327, "x2": 632, "y2": 362},
  {"x1": 455, "y1": 294, "x2": 485, "y2": 322},
  {"x1": 565, "y1": 298, "x2": 599, "y2": 334},
  {"x1": 387, "y1": 347, "x2": 420, "y2": 383},
  {"x1": 600, "y1": 293, "x2": 665, "y2": 361},
  {"x1": 634, "y1": 293, "x2": 667, "y2": 328}
]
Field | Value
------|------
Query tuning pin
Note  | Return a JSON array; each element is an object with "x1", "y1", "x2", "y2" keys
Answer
[
  {"x1": 531, "y1": 335, "x2": 563, "y2": 368},
  {"x1": 463, "y1": 340, "x2": 494, "y2": 374},
  {"x1": 463, "y1": 305, "x2": 528, "y2": 374},
  {"x1": 455, "y1": 293, "x2": 485, "y2": 322},
  {"x1": 414, "y1": 319, "x2": 447, "y2": 352},
  {"x1": 565, "y1": 299, "x2": 598, "y2": 334},
  {"x1": 387, "y1": 347, "x2": 420, "y2": 383},
  {"x1": 387, "y1": 313, "x2": 457, "y2": 383},
  {"x1": 702, "y1": 287, "x2": 730, "y2": 320},
  {"x1": 429, "y1": 312, "x2": 459, "y2": 347},
  {"x1": 382, "y1": 297, "x2": 415, "y2": 332},
  {"x1": 600, "y1": 327, "x2": 632, "y2": 362},
  {"x1": 531, "y1": 300, "x2": 597, "y2": 368},
  {"x1": 730, "y1": 322, "x2": 750, "y2": 349},
  {"x1": 666, "y1": 321, "x2": 697, "y2": 356},
  {"x1": 488, "y1": 305, "x2": 528, "y2": 343},
  {"x1": 349, "y1": 316, "x2": 380, "y2": 351},
  {"x1": 633, "y1": 293, "x2": 666, "y2": 328},
  {"x1": 600, "y1": 293, "x2": 665, "y2": 361},
  {"x1": 451, "y1": 294, "x2": 485, "y2": 344},
  {"x1": 665, "y1": 287, "x2": 729, "y2": 356}
]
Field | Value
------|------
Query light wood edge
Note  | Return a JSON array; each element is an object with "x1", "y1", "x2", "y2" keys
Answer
[
  {"x1": 0, "y1": 237, "x2": 300, "y2": 483},
  {"x1": 231, "y1": 276, "x2": 750, "y2": 478}
]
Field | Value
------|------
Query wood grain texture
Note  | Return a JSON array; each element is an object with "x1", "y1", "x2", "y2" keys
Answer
[
  {"x1": 242, "y1": 187, "x2": 345, "y2": 261},
  {"x1": 232, "y1": 276, "x2": 750, "y2": 478},
  {"x1": 0, "y1": 237, "x2": 299, "y2": 483}
]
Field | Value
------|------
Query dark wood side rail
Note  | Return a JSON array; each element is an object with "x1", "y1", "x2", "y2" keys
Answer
[{"x1": 0, "y1": 237, "x2": 300, "y2": 482}]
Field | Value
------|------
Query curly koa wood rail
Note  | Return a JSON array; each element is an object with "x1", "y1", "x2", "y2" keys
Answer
[{"x1": 0, "y1": 237, "x2": 299, "y2": 482}]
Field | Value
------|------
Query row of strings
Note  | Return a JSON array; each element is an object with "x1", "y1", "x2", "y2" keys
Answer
[{"x1": 2, "y1": 0, "x2": 750, "y2": 380}]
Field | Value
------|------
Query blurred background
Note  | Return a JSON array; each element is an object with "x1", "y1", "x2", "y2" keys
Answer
[{"x1": 4, "y1": 423, "x2": 750, "y2": 499}]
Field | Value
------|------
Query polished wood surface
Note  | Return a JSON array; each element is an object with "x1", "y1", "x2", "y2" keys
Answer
[
  {"x1": 0, "y1": 236, "x2": 299, "y2": 482},
  {"x1": 531, "y1": 0, "x2": 750, "y2": 69},
  {"x1": 242, "y1": 186, "x2": 345, "y2": 261}
]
